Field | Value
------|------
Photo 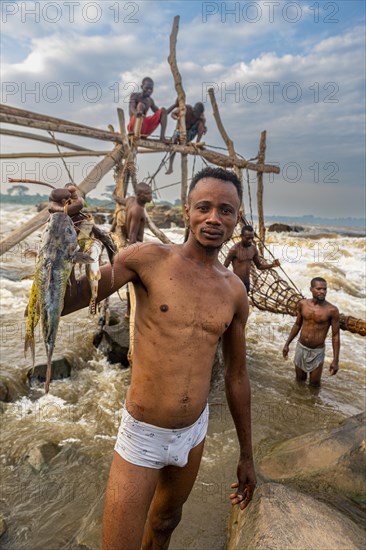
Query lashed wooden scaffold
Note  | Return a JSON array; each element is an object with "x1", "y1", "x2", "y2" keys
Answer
[{"x1": 0, "y1": 16, "x2": 364, "y2": 338}]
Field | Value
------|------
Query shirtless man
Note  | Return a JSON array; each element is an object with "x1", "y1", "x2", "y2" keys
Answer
[
  {"x1": 60, "y1": 167, "x2": 256, "y2": 550},
  {"x1": 112, "y1": 182, "x2": 153, "y2": 244},
  {"x1": 165, "y1": 102, "x2": 207, "y2": 174},
  {"x1": 283, "y1": 277, "x2": 340, "y2": 386},
  {"x1": 224, "y1": 225, "x2": 280, "y2": 294},
  {"x1": 127, "y1": 77, "x2": 176, "y2": 141},
  {"x1": 112, "y1": 182, "x2": 152, "y2": 317}
]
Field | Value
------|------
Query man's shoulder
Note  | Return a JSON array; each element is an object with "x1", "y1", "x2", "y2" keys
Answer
[
  {"x1": 225, "y1": 268, "x2": 247, "y2": 295},
  {"x1": 123, "y1": 241, "x2": 171, "y2": 263},
  {"x1": 228, "y1": 241, "x2": 240, "y2": 252},
  {"x1": 326, "y1": 301, "x2": 340, "y2": 315},
  {"x1": 130, "y1": 92, "x2": 141, "y2": 101}
]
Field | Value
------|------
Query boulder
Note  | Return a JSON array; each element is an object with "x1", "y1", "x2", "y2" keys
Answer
[
  {"x1": 228, "y1": 482, "x2": 365, "y2": 549},
  {"x1": 258, "y1": 412, "x2": 366, "y2": 502},
  {"x1": 0, "y1": 514, "x2": 7, "y2": 538},
  {"x1": 268, "y1": 223, "x2": 304, "y2": 233},
  {"x1": 146, "y1": 204, "x2": 184, "y2": 228},
  {"x1": 0, "y1": 381, "x2": 9, "y2": 402},
  {"x1": 94, "y1": 304, "x2": 130, "y2": 366},
  {"x1": 28, "y1": 357, "x2": 72, "y2": 384},
  {"x1": 26, "y1": 440, "x2": 61, "y2": 471}
]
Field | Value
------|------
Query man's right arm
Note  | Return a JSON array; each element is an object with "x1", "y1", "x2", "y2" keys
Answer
[
  {"x1": 129, "y1": 93, "x2": 141, "y2": 117},
  {"x1": 224, "y1": 246, "x2": 236, "y2": 268},
  {"x1": 62, "y1": 243, "x2": 150, "y2": 315},
  {"x1": 283, "y1": 301, "x2": 303, "y2": 359},
  {"x1": 127, "y1": 210, "x2": 141, "y2": 244}
]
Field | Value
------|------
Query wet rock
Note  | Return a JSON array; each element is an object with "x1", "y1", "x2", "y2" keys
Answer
[
  {"x1": 94, "y1": 304, "x2": 130, "y2": 367},
  {"x1": 147, "y1": 204, "x2": 184, "y2": 228},
  {"x1": 0, "y1": 514, "x2": 7, "y2": 538},
  {"x1": 0, "y1": 381, "x2": 9, "y2": 402},
  {"x1": 268, "y1": 223, "x2": 304, "y2": 233},
  {"x1": 26, "y1": 440, "x2": 61, "y2": 471},
  {"x1": 28, "y1": 357, "x2": 72, "y2": 384},
  {"x1": 228, "y1": 482, "x2": 365, "y2": 550},
  {"x1": 258, "y1": 412, "x2": 366, "y2": 501}
]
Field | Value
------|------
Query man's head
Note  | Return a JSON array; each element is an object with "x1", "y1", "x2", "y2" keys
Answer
[
  {"x1": 241, "y1": 225, "x2": 255, "y2": 247},
  {"x1": 193, "y1": 102, "x2": 205, "y2": 115},
  {"x1": 141, "y1": 77, "x2": 154, "y2": 97},
  {"x1": 185, "y1": 167, "x2": 242, "y2": 249},
  {"x1": 310, "y1": 277, "x2": 327, "y2": 302},
  {"x1": 136, "y1": 182, "x2": 153, "y2": 204}
]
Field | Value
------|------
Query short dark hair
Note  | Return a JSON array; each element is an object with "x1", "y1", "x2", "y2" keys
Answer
[
  {"x1": 311, "y1": 277, "x2": 327, "y2": 287},
  {"x1": 188, "y1": 167, "x2": 242, "y2": 203},
  {"x1": 142, "y1": 77, "x2": 153, "y2": 85},
  {"x1": 194, "y1": 102, "x2": 204, "y2": 114},
  {"x1": 136, "y1": 182, "x2": 152, "y2": 193},
  {"x1": 241, "y1": 225, "x2": 254, "y2": 234}
]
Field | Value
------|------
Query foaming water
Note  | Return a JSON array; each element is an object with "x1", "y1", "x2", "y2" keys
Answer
[{"x1": 0, "y1": 206, "x2": 365, "y2": 549}]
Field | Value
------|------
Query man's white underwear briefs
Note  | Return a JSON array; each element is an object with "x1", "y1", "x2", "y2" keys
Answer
[{"x1": 114, "y1": 403, "x2": 209, "y2": 469}]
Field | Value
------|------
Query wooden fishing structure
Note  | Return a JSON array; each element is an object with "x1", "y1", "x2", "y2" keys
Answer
[{"x1": 0, "y1": 16, "x2": 365, "y2": 338}]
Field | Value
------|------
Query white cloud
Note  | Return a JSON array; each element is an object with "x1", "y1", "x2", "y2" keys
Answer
[{"x1": 0, "y1": 1, "x2": 365, "y2": 217}]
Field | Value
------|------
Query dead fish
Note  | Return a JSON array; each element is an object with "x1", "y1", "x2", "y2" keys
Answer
[
  {"x1": 77, "y1": 216, "x2": 116, "y2": 292},
  {"x1": 84, "y1": 238, "x2": 103, "y2": 315},
  {"x1": 91, "y1": 224, "x2": 117, "y2": 271},
  {"x1": 25, "y1": 212, "x2": 92, "y2": 393}
]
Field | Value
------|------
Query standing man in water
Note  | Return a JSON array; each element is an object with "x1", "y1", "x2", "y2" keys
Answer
[
  {"x1": 60, "y1": 167, "x2": 256, "y2": 550},
  {"x1": 283, "y1": 277, "x2": 340, "y2": 386},
  {"x1": 224, "y1": 225, "x2": 280, "y2": 295}
]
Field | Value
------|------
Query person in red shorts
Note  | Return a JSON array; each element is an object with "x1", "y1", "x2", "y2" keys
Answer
[{"x1": 128, "y1": 76, "x2": 176, "y2": 141}]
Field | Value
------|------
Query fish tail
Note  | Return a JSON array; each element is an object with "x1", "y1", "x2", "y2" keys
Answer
[
  {"x1": 89, "y1": 298, "x2": 97, "y2": 316},
  {"x1": 45, "y1": 352, "x2": 52, "y2": 394}
]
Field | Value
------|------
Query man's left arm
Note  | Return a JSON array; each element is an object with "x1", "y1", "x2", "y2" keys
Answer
[
  {"x1": 330, "y1": 307, "x2": 340, "y2": 375},
  {"x1": 222, "y1": 283, "x2": 256, "y2": 510}
]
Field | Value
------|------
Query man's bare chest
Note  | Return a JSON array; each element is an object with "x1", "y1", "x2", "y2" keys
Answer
[
  {"x1": 138, "y1": 267, "x2": 234, "y2": 333},
  {"x1": 236, "y1": 246, "x2": 255, "y2": 262}
]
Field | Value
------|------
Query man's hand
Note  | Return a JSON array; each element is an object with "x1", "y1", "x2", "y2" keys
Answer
[
  {"x1": 230, "y1": 458, "x2": 256, "y2": 510},
  {"x1": 282, "y1": 344, "x2": 289, "y2": 359},
  {"x1": 329, "y1": 361, "x2": 339, "y2": 375},
  {"x1": 272, "y1": 259, "x2": 280, "y2": 267}
]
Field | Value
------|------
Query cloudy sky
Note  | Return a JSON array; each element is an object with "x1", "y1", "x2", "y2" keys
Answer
[{"x1": 1, "y1": 0, "x2": 365, "y2": 218}]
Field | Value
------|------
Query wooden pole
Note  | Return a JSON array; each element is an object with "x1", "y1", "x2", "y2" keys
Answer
[
  {"x1": 1, "y1": 104, "x2": 112, "y2": 131},
  {"x1": 168, "y1": 15, "x2": 187, "y2": 144},
  {"x1": 0, "y1": 151, "x2": 111, "y2": 159},
  {"x1": 0, "y1": 128, "x2": 93, "y2": 151},
  {"x1": 257, "y1": 130, "x2": 266, "y2": 253},
  {"x1": 208, "y1": 87, "x2": 244, "y2": 214},
  {"x1": 181, "y1": 154, "x2": 188, "y2": 211},
  {"x1": 0, "y1": 113, "x2": 123, "y2": 144},
  {"x1": 208, "y1": 88, "x2": 243, "y2": 181},
  {"x1": 135, "y1": 138, "x2": 280, "y2": 174}
]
